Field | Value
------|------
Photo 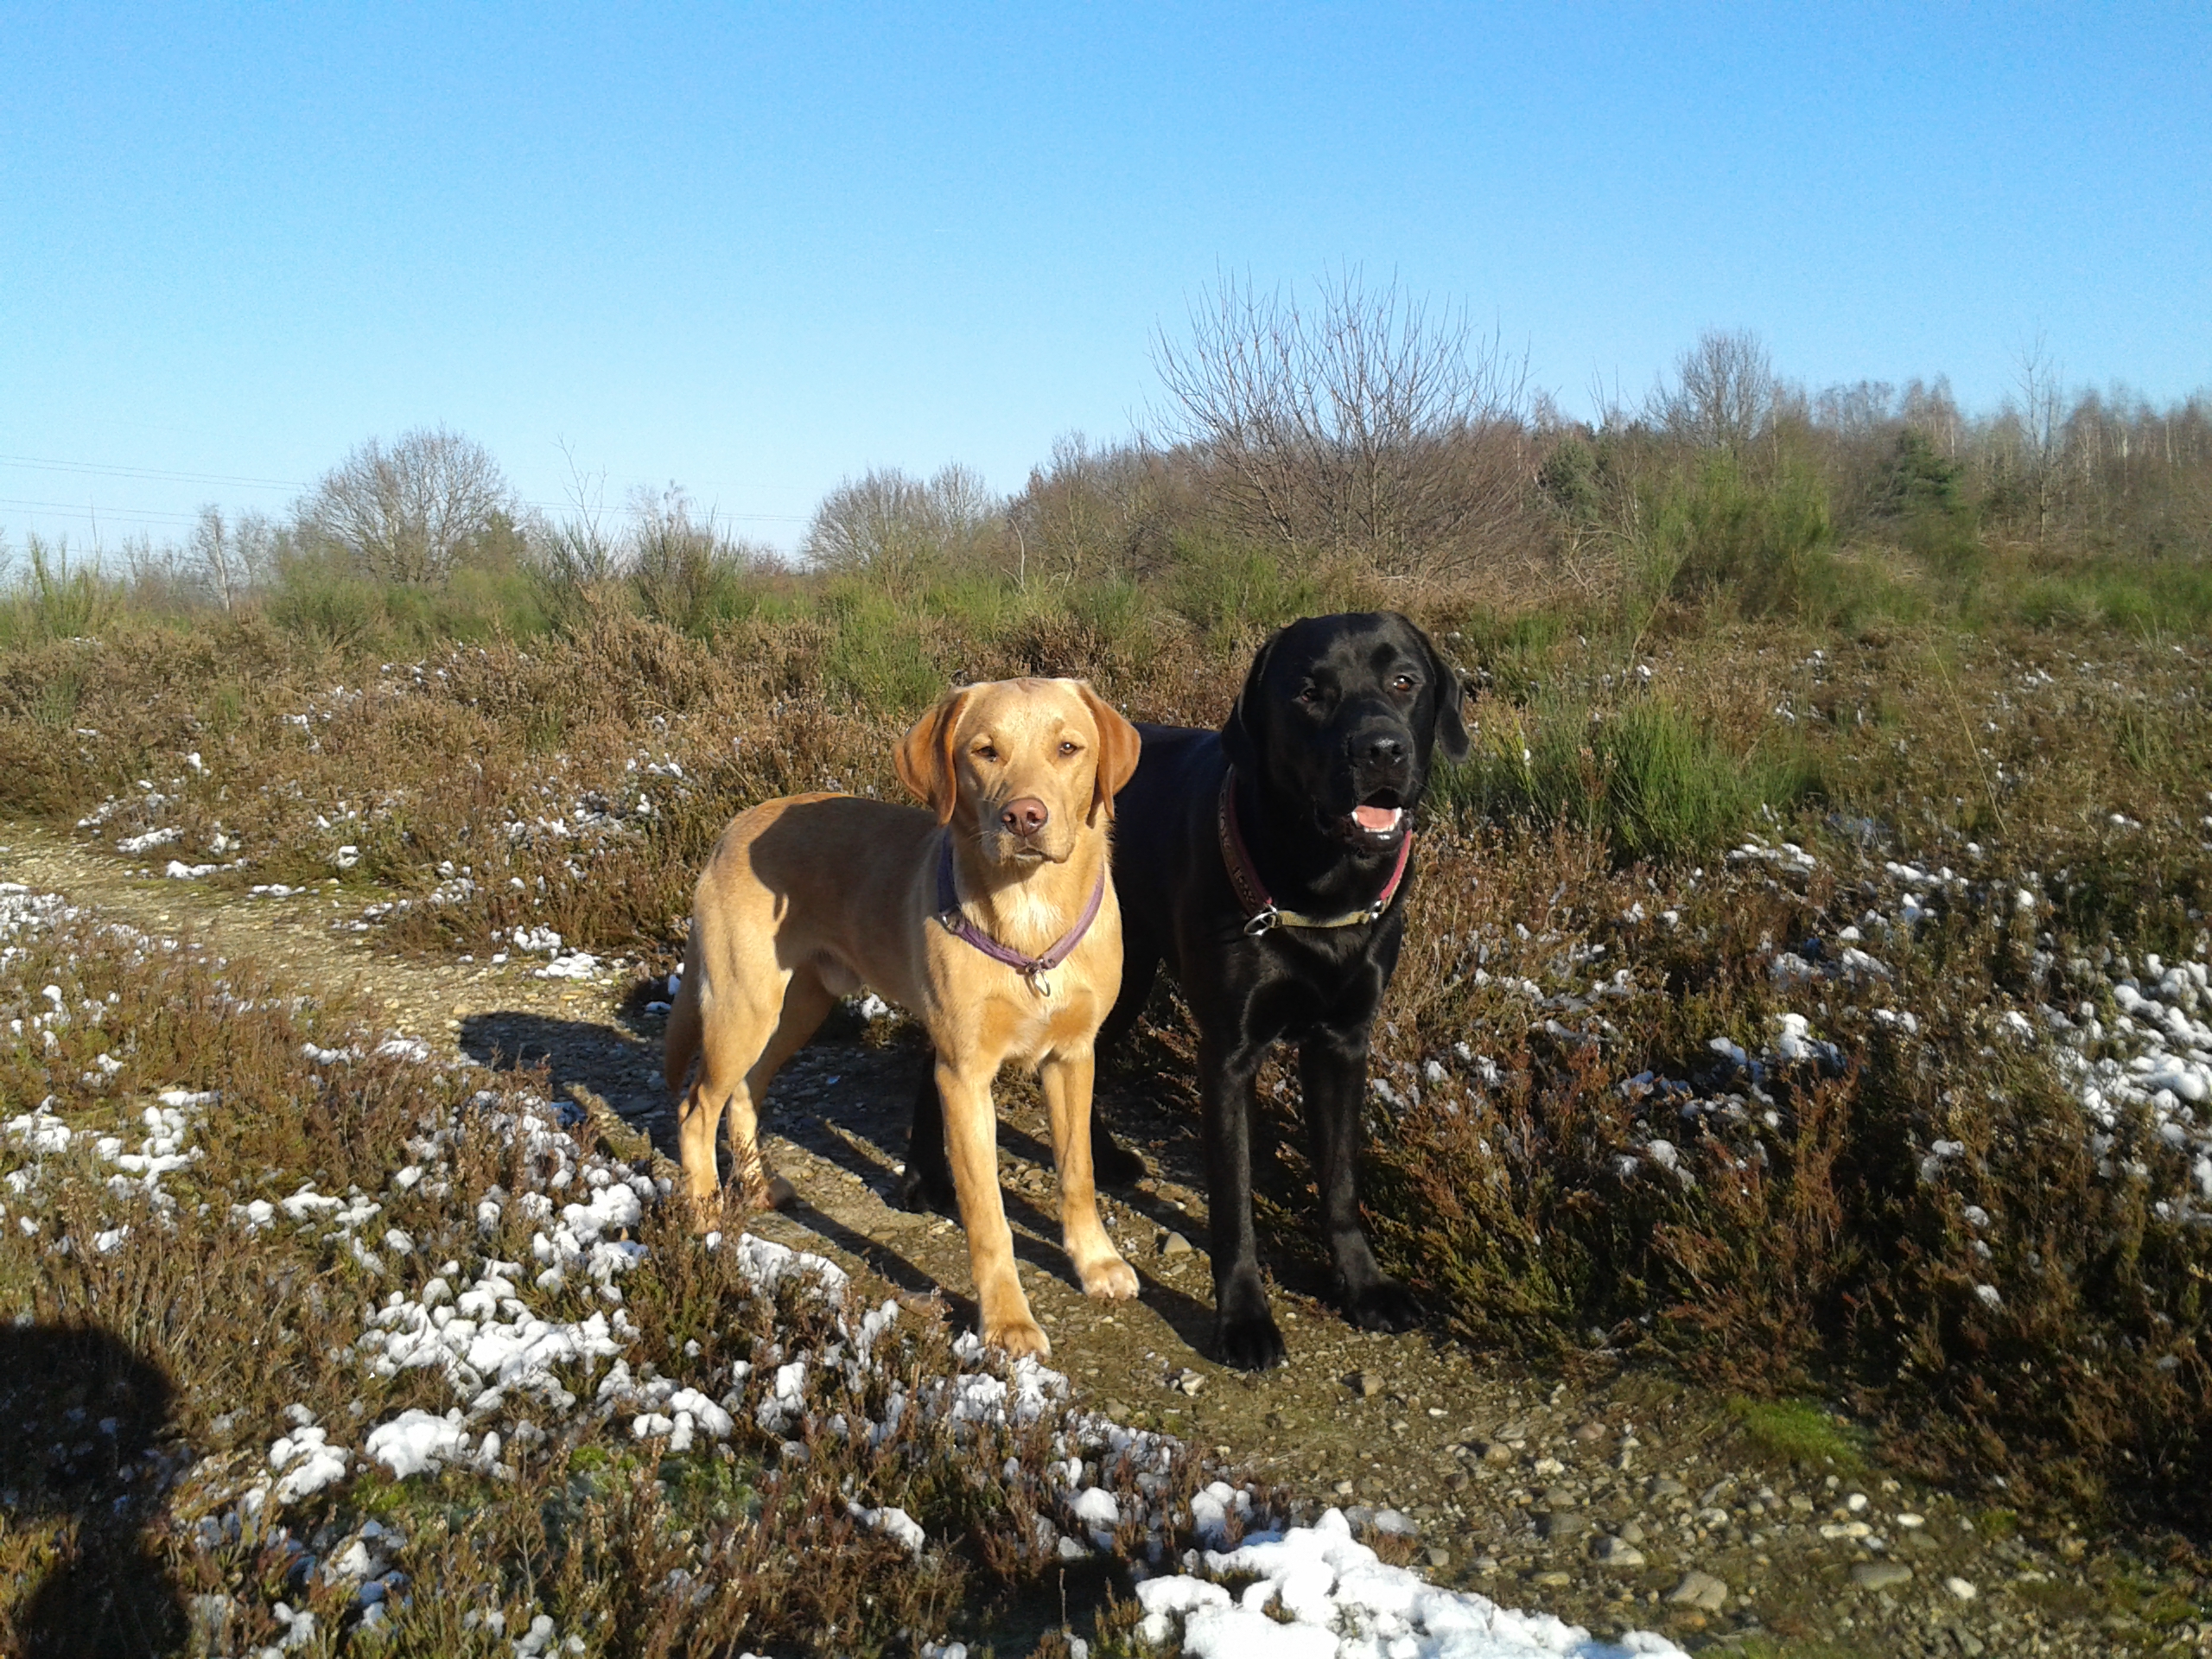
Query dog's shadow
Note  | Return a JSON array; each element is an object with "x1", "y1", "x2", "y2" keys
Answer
[
  {"x1": 0, "y1": 1324, "x2": 188, "y2": 1656},
  {"x1": 457, "y1": 1006, "x2": 1226, "y2": 1357}
]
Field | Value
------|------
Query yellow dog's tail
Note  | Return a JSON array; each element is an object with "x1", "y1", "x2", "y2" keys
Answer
[{"x1": 663, "y1": 931, "x2": 703, "y2": 1096}]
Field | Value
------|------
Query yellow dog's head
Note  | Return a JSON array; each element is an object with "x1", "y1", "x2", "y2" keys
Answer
[{"x1": 895, "y1": 677, "x2": 1141, "y2": 865}]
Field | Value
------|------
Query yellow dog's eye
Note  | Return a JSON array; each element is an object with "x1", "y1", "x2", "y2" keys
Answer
[
  {"x1": 976, "y1": 743, "x2": 998, "y2": 761},
  {"x1": 1059, "y1": 740, "x2": 1081, "y2": 756}
]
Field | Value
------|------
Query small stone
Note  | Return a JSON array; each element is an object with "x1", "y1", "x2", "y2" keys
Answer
[
  {"x1": 1897, "y1": 1512, "x2": 1925, "y2": 1529},
  {"x1": 1333, "y1": 1478, "x2": 1355, "y2": 1497},
  {"x1": 1350, "y1": 1371, "x2": 1384, "y2": 1399},
  {"x1": 1573, "y1": 1420, "x2": 1607, "y2": 1441},
  {"x1": 1531, "y1": 1570, "x2": 1573, "y2": 1588},
  {"x1": 1445, "y1": 1471, "x2": 1471, "y2": 1493},
  {"x1": 1948, "y1": 1623, "x2": 1986, "y2": 1656},
  {"x1": 1175, "y1": 1370, "x2": 1205, "y2": 1397},
  {"x1": 1851, "y1": 1561, "x2": 1914, "y2": 1591},
  {"x1": 1668, "y1": 1570, "x2": 1728, "y2": 1611},
  {"x1": 1479, "y1": 1441, "x2": 1515, "y2": 1465},
  {"x1": 1592, "y1": 1535, "x2": 1646, "y2": 1568},
  {"x1": 1423, "y1": 1546, "x2": 1451, "y2": 1569},
  {"x1": 1539, "y1": 1510, "x2": 1590, "y2": 1541},
  {"x1": 1160, "y1": 1230, "x2": 1192, "y2": 1256},
  {"x1": 1846, "y1": 1491, "x2": 1869, "y2": 1512},
  {"x1": 1944, "y1": 1575, "x2": 1978, "y2": 1601},
  {"x1": 1650, "y1": 1476, "x2": 1688, "y2": 1499},
  {"x1": 1617, "y1": 1518, "x2": 1645, "y2": 1545},
  {"x1": 1471, "y1": 1555, "x2": 1500, "y2": 1575}
]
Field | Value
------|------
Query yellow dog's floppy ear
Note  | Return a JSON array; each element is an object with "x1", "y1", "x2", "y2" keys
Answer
[
  {"x1": 1075, "y1": 682, "x2": 1142, "y2": 823},
  {"x1": 895, "y1": 686, "x2": 975, "y2": 825}
]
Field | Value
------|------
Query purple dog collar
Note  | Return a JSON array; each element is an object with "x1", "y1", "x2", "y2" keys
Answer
[{"x1": 936, "y1": 836, "x2": 1106, "y2": 995}]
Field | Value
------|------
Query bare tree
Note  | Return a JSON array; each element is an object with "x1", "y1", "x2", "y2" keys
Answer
[
  {"x1": 191, "y1": 505, "x2": 243, "y2": 611},
  {"x1": 2009, "y1": 332, "x2": 2065, "y2": 546},
  {"x1": 804, "y1": 463, "x2": 1001, "y2": 587},
  {"x1": 299, "y1": 427, "x2": 514, "y2": 582},
  {"x1": 1648, "y1": 329, "x2": 1776, "y2": 453},
  {"x1": 1151, "y1": 269, "x2": 1529, "y2": 577}
]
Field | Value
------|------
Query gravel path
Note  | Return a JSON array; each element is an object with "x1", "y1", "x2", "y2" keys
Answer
[{"x1": 4, "y1": 817, "x2": 2202, "y2": 1656}]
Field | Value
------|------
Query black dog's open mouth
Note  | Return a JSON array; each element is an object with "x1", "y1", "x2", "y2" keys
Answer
[{"x1": 1333, "y1": 788, "x2": 1407, "y2": 842}]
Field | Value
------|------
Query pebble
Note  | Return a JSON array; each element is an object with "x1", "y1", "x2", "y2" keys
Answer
[
  {"x1": 1423, "y1": 1546, "x2": 1450, "y2": 1569},
  {"x1": 1592, "y1": 1535, "x2": 1645, "y2": 1568},
  {"x1": 1851, "y1": 1561, "x2": 1914, "y2": 1591},
  {"x1": 1538, "y1": 1510, "x2": 1588, "y2": 1541},
  {"x1": 1669, "y1": 1570, "x2": 1728, "y2": 1611},
  {"x1": 1946, "y1": 1575, "x2": 1979, "y2": 1601},
  {"x1": 1350, "y1": 1371, "x2": 1383, "y2": 1399},
  {"x1": 1159, "y1": 1230, "x2": 1192, "y2": 1256}
]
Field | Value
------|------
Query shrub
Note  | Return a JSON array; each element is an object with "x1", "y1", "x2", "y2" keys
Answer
[{"x1": 1434, "y1": 692, "x2": 1821, "y2": 865}]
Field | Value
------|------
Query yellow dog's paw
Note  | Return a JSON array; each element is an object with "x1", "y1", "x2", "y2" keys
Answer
[
  {"x1": 1079, "y1": 1254, "x2": 1139, "y2": 1301},
  {"x1": 983, "y1": 1316, "x2": 1052, "y2": 1361},
  {"x1": 739, "y1": 1172, "x2": 798, "y2": 1212}
]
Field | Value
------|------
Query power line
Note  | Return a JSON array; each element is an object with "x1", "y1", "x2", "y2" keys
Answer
[
  {"x1": 0, "y1": 454, "x2": 814, "y2": 528},
  {"x1": 0, "y1": 454, "x2": 308, "y2": 492}
]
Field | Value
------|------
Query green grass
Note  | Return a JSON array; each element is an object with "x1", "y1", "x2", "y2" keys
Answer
[
  {"x1": 1433, "y1": 692, "x2": 1823, "y2": 863},
  {"x1": 1729, "y1": 1399, "x2": 1870, "y2": 1477}
]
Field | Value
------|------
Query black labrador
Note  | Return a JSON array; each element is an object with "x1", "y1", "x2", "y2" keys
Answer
[{"x1": 902, "y1": 612, "x2": 1468, "y2": 1370}]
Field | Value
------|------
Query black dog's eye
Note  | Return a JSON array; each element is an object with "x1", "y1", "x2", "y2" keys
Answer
[
  {"x1": 1390, "y1": 673, "x2": 1418, "y2": 695},
  {"x1": 1294, "y1": 683, "x2": 1323, "y2": 705}
]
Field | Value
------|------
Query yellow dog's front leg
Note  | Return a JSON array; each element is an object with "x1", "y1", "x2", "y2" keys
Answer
[
  {"x1": 1041, "y1": 1048, "x2": 1138, "y2": 1301},
  {"x1": 936, "y1": 1054, "x2": 1049, "y2": 1359}
]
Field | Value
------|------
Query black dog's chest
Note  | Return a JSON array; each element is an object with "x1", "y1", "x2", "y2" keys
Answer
[{"x1": 1208, "y1": 923, "x2": 1395, "y2": 1044}]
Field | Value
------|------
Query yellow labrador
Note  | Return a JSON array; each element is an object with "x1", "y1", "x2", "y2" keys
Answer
[{"x1": 664, "y1": 677, "x2": 1141, "y2": 1357}]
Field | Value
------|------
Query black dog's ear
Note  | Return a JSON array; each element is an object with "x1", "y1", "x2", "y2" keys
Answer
[
  {"x1": 1422, "y1": 630, "x2": 1471, "y2": 761},
  {"x1": 1222, "y1": 627, "x2": 1282, "y2": 775}
]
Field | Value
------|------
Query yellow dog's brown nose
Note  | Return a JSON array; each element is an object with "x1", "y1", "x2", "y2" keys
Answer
[{"x1": 1001, "y1": 797, "x2": 1050, "y2": 836}]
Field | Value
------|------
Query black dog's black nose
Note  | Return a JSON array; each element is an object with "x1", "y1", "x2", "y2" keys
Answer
[{"x1": 1355, "y1": 732, "x2": 1408, "y2": 766}]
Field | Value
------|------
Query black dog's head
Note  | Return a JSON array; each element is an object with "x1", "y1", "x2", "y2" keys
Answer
[{"x1": 1224, "y1": 611, "x2": 1469, "y2": 855}]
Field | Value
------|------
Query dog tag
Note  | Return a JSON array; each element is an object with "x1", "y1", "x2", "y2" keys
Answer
[{"x1": 1027, "y1": 970, "x2": 1052, "y2": 1000}]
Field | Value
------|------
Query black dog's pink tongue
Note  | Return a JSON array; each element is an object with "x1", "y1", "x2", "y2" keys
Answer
[{"x1": 1353, "y1": 804, "x2": 1402, "y2": 832}]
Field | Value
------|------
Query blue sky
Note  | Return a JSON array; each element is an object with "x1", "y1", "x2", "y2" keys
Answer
[{"x1": 3, "y1": 4, "x2": 2208, "y2": 552}]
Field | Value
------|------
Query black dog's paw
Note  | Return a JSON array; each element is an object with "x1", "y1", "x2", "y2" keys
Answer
[
  {"x1": 1090, "y1": 1124, "x2": 1146, "y2": 1186},
  {"x1": 1344, "y1": 1279, "x2": 1423, "y2": 1333},
  {"x1": 1216, "y1": 1310, "x2": 1288, "y2": 1372},
  {"x1": 893, "y1": 1160, "x2": 957, "y2": 1217}
]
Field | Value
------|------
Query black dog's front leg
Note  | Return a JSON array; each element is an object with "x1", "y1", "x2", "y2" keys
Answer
[
  {"x1": 1201, "y1": 1035, "x2": 1287, "y2": 1370},
  {"x1": 1300, "y1": 1029, "x2": 1422, "y2": 1332},
  {"x1": 896, "y1": 1068, "x2": 959, "y2": 1214}
]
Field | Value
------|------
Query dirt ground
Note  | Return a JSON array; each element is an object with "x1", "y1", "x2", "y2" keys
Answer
[{"x1": 4, "y1": 818, "x2": 2202, "y2": 1656}]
